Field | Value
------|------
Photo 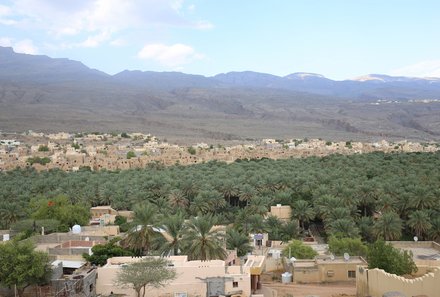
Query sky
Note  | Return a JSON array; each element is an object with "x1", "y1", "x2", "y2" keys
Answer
[{"x1": 0, "y1": 0, "x2": 440, "y2": 80}]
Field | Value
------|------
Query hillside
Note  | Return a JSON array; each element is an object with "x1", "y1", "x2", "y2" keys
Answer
[{"x1": 1, "y1": 47, "x2": 440, "y2": 143}]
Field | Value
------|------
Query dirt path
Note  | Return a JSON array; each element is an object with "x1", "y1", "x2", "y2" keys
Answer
[{"x1": 263, "y1": 282, "x2": 356, "y2": 297}]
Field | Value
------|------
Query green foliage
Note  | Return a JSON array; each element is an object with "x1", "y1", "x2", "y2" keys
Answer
[
  {"x1": 27, "y1": 156, "x2": 51, "y2": 165},
  {"x1": 0, "y1": 240, "x2": 51, "y2": 296},
  {"x1": 11, "y1": 219, "x2": 61, "y2": 234},
  {"x1": 30, "y1": 195, "x2": 90, "y2": 228},
  {"x1": 121, "y1": 132, "x2": 130, "y2": 138},
  {"x1": 126, "y1": 151, "x2": 136, "y2": 159},
  {"x1": 328, "y1": 237, "x2": 368, "y2": 257},
  {"x1": 181, "y1": 214, "x2": 227, "y2": 261},
  {"x1": 38, "y1": 145, "x2": 49, "y2": 152},
  {"x1": 71, "y1": 143, "x2": 80, "y2": 150},
  {"x1": 367, "y1": 240, "x2": 417, "y2": 276},
  {"x1": 187, "y1": 146, "x2": 196, "y2": 155},
  {"x1": 226, "y1": 229, "x2": 252, "y2": 257},
  {"x1": 115, "y1": 257, "x2": 176, "y2": 297},
  {"x1": 282, "y1": 240, "x2": 318, "y2": 259},
  {"x1": 83, "y1": 238, "x2": 132, "y2": 266}
]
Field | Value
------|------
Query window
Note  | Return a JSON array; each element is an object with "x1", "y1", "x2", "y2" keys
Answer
[
  {"x1": 327, "y1": 270, "x2": 334, "y2": 277},
  {"x1": 348, "y1": 270, "x2": 356, "y2": 278},
  {"x1": 233, "y1": 281, "x2": 238, "y2": 288}
]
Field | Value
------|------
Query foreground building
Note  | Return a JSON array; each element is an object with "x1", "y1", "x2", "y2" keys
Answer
[{"x1": 96, "y1": 255, "x2": 265, "y2": 297}]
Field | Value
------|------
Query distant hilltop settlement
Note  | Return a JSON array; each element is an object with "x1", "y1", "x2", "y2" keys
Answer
[{"x1": 1, "y1": 131, "x2": 439, "y2": 172}]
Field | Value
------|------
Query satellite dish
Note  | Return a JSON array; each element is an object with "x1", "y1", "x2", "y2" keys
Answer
[
  {"x1": 72, "y1": 224, "x2": 81, "y2": 234},
  {"x1": 330, "y1": 254, "x2": 335, "y2": 261},
  {"x1": 343, "y1": 253, "x2": 350, "y2": 261},
  {"x1": 85, "y1": 237, "x2": 90, "y2": 241},
  {"x1": 413, "y1": 236, "x2": 418, "y2": 242},
  {"x1": 290, "y1": 257, "x2": 297, "y2": 263}
]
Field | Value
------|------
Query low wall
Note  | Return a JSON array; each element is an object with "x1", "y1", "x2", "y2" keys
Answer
[{"x1": 356, "y1": 266, "x2": 440, "y2": 297}]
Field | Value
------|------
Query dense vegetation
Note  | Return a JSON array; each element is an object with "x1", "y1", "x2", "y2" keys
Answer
[{"x1": 1, "y1": 152, "x2": 440, "y2": 243}]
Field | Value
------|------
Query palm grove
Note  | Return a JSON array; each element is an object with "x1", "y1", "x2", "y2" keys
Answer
[{"x1": 1, "y1": 152, "x2": 439, "y2": 280}]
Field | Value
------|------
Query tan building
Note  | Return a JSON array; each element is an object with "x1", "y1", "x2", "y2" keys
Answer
[
  {"x1": 269, "y1": 205, "x2": 292, "y2": 222},
  {"x1": 356, "y1": 267, "x2": 440, "y2": 297},
  {"x1": 356, "y1": 241, "x2": 440, "y2": 297},
  {"x1": 96, "y1": 255, "x2": 265, "y2": 297}
]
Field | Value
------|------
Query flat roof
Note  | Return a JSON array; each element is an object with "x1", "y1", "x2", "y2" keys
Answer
[{"x1": 52, "y1": 260, "x2": 86, "y2": 269}]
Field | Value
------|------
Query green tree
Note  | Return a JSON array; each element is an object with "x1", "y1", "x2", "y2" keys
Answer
[
  {"x1": 407, "y1": 210, "x2": 432, "y2": 239},
  {"x1": 282, "y1": 240, "x2": 318, "y2": 259},
  {"x1": 327, "y1": 218, "x2": 360, "y2": 238},
  {"x1": 428, "y1": 217, "x2": 440, "y2": 242},
  {"x1": 122, "y1": 204, "x2": 159, "y2": 256},
  {"x1": 373, "y1": 211, "x2": 402, "y2": 240},
  {"x1": 38, "y1": 145, "x2": 49, "y2": 152},
  {"x1": 0, "y1": 240, "x2": 51, "y2": 297},
  {"x1": 367, "y1": 240, "x2": 417, "y2": 276},
  {"x1": 158, "y1": 213, "x2": 186, "y2": 256},
  {"x1": 292, "y1": 200, "x2": 315, "y2": 230},
  {"x1": 182, "y1": 215, "x2": 227, "y2": 261},
  {"x1": 187, "y1": 146, "x2": 196, "y2": 155},
  {"x1": 328, "y1": 237, "x2": 368, "y2": 257},
  {"x1": 115, "y1": 257, "x2": 176, "y2": 297},
  {"x1": 126, "y1": 151, "x2": 136, "y2": 159},
  {"x1": 226, "y1": 229, "x2": 252, "y2": 257},
  {"x1": 30, "y1": 196, "x2": 89, "y2": 228},
  {"x1": 83, "y1": 238, "x2": 132, "y2": 266}
]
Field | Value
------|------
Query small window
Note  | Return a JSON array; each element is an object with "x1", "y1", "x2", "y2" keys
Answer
[
  {"x1": 327, "y1": 270, "x2": 334, "y2": 277},
  {"x1": 233, "y1": 281, "x2": 238, "y2": 288},
  {"x1": 348, "y1": 270, "x2": 356, "y2": 278}
]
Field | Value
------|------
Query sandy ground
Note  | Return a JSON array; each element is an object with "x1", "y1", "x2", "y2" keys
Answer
[{"x1": 262, "y1": 282, "x2": 356, "y2": 297}]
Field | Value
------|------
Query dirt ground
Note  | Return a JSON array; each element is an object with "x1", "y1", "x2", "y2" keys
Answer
[{"x1": 262, "y1": 282, "x2": 356, "y2": 297}]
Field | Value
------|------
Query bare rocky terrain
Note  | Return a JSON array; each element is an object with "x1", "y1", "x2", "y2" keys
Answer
[{"x1": 1, "y1": 46, "x2": 440, "y2": 144}]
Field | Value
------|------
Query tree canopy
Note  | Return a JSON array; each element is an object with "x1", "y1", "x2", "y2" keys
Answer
[
  {"x1": 0, "y1": 240, "x2": 51, "y2": 297},
  {"x1": 115, "y1": 257, "x2": 176, "y2": 297}
]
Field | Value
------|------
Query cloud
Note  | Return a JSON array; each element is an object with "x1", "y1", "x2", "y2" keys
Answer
[
  {"x1": 7, "y1": 0, "x2": 211, "y2": 36},
  {"x1": 390, "y1": 60, "x2": 440, "y2": 78},
  {"x1": 137, "y1": 43, "x2": 203, "y2": 67},
  {"x1": 0, "y1": 37, "x2": 38, "y2": 54}
]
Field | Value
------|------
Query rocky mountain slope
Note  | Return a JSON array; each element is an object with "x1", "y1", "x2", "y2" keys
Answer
[{"x1": 1, "y1": 46, "x2": 440, "y2": 143}]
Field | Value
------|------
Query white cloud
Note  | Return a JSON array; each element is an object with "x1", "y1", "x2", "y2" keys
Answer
[
  {"x1": 7, "y1": 0, "x2": 211, "y2": 37},
  {"x1": 390, "y1": 60, "x2": 440, "y2": 78},
  {"x1": 110, "y1": 38, "x2": 128, "y2": 47},
  {"x1": 0, "y1": 37, "x2": 38, "y2": 54},
  {"x1": 137, "y1": 43, "x2": 203, "y2": 67},
  {"x1": 0, "y1": 37, "x2": 12, "y2": 47}
]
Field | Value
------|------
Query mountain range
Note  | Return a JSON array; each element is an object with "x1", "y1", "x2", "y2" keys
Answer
[{"x1": 1, "y1": 46, "x2": 440, "y2": 143}]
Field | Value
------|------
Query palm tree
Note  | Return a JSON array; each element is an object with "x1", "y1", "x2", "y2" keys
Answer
[
  {"x1": 407, "y1": 210, "x2": 432, "y2": 239},
  {"x1": 265, "y1": 215, "x2": 282, "y2": 240},
  {"x1": 122, "y1": 204, "x2": 159, "y2": 255},
  {"x1": 428, "y1": 217, "x2": 440, "y2": 242},
  {"x1": 168, "y1": 190, "x2": 189, "y2": 209},
  {"x1": 327, "y1": 218, "x2": 360, "y2": 238},
  {"x1": 357, "y1": 216, "x2": 373, "y2": 242},
  {"x1": 238, "y1": 184, "x2": 256, "y2": 206},
  {"x1": 226, "y1": 229, "x2": 252, "y2": 257},
  {"x1": 181, "y1": 215, "x2": 227, "y2": 261},
  {"x1": 279, "y1": 220, "x2": 300, "y2": 242},
  {"x1": 373, "y1": 211, "x2": 402, "y2": 240},
  {"x1": 292, "y1": 200, "x2": 314, "y2": 230},
  {"x1": 247, "y1": 214, "x2": 266, "y2": 234},
  {"x1": 0, "y1": 203, "x2": 24, "y2": 228},
  {"x1": 158, "y1": 213, "x2": 186, "y2": 256}
]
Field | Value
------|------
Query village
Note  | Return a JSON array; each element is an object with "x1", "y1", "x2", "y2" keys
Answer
[
  {"x1": 1, "y1": 131, "x2": 439, "y2": 172},
  {"x1": 1, "y1": 204, "x2": 439, "y2": 297}
]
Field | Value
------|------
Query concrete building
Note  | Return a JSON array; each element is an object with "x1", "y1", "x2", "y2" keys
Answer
[
  {"x1": 268, "y1": 205, "x2": 292, "y2": 222},
  {"x1": 356, "y1": 241, "x2": 440, "y2": 297},
  {"x1": 96, "y1": 255, "x2": 265, "y2": 297}
]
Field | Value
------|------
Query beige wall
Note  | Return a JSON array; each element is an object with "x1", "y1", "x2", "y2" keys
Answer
[
  {"x1": 96, "y1": 256, "x2": 254, "y2": 297},
  {"x1": 356, "y1": 266, "x2": 440, "y2": 297},
  {"x1": 269, "y1": 205, "x2": 291, "y2": 222}
]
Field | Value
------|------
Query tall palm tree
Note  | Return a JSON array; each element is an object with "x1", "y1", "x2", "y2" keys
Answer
[
  {"x1": 327, "y1": 218, "x2": 360, "y2": 238},
  {"x1": 182, "y1": 215, "x2": 227, "y2": 261},
  {"x1": 122, "y1": 204, "x2": 159, "y2": 255},
  {"x1": 158, "y1": 213, "x2": 186, "y2": 256},
  {"x1": 238, "y1": 184, "x2": 256, "y2": 206},
  {"x1": 373, "y1": 211, "x2": 402, "y2": 240},
  {"x1": 292, "y1": 200, "x2": 315, "y2": 230},
  {"x1": 265, "y1": 215, "x2": 282, "y2": 240},
  {"x1": 168, "y1": 190, "x2": 189, "y2": 209},
  {"x1": 226, "y1": 229, "x2": 252, "y2": 257},
  {"x1": 428, "y1": 217, "x2": 440, "y2": 242},
  {"x1": 407, "y1": 210, "x2": 432, "y2": 239}
]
